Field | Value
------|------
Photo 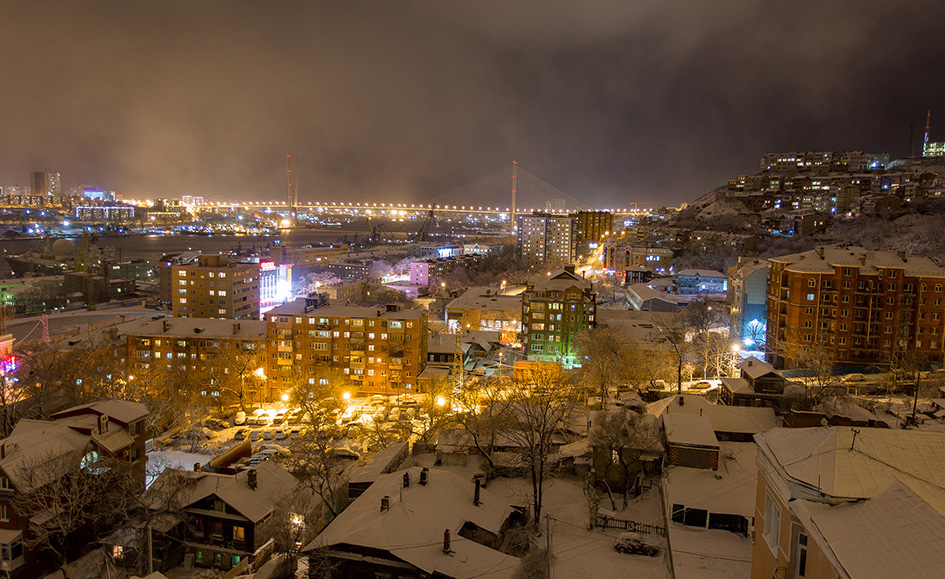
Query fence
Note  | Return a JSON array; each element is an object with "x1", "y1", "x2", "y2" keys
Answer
[{"x1": 594, "y1": 514, "x2": 666, "y2": 537}]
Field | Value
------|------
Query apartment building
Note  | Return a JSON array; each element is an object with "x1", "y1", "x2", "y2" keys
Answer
[
  {"x1": 572, "y1": 210, "x2": 613, "y2": 257},
  {"x1": 521, "y1": 265, "x2": 596, "y2": 366},
  {"x1": 728, "y1": 258, "x2": 770, "y2": 349},
  {"x1": 765, "y1": 247, "x2": 945, "y2": 368},
  {"x1": 168, "y1": 254, "x2": 259, "y2": 320},
  {"x1": 599, "y1": 240, "x2": 674, "y2": 275},
  {"x1": 516, "y1": 212, "x2": 574, "y2": 265},
  {"x1": 123, "y1": 317, "x2": 269, "y2": 403},
  {"x1": 266, "y1": 298, "x2": 428, "y2": 396}
]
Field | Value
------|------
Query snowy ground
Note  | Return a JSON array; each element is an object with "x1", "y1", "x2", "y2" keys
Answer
[{"x1": 669, "y1": 524, "x2": 752, "y2": 579}]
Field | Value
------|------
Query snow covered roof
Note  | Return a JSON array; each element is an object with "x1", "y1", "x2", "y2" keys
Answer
[
  {"x1": 348, "y1": 442, "x2": 408, "y2": 485},
  {"x1": 676, "y1": 269, "x2": 726, "y2": 278},
  {"x1": 720, "y1": 377, "x2": 752, "y2": 394},
  {"x1": 738, "y1": 358, "x2": 780, "y2": 380},
  {"x1": 446, "y1": 287, "x2": 522, "y2": 312},
  {"x1": 771, "y1": 246, "x2": 945, "y2": 277},
  {"x1": 791, "y1": 480, "x2": 945, "y2": 579},
  {"x1": 307, "y1": 467, "x2": 519, "y2": 579},
  {"x1": 648, "y1": 395, "x2": 777, "y2": 435},
  {"x1": 50, "y1": 399, "x2": 148, "y2": 426},
  {"x1": 663, "y1": 413, "x2": 718, "y2": 449},
  {"x1": 666, "y1": 442, "x2": 757, "y2": 517},
  {"x1": 755, "y1": 427, "x2": 945, "y2": 515},
  {"x1": 144, "y1": 460, "x2": 301, "y2": 524}
]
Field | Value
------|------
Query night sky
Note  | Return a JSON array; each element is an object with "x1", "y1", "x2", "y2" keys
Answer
[{"x1": 2, "y1": 1, "x2": 944, "y2": 207}]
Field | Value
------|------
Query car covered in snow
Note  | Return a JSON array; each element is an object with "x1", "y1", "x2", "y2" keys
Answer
[{"x1": 613, "y1": 532, "x2": 658, "y2": 556}]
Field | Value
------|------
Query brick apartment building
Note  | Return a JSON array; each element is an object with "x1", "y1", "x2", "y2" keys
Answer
[
  {"x1": 766, "y1": 246, "x2": 945, "y2": 368},
  {"x1": 266, "y1": 298, "x2": 428, "y2": 397}
]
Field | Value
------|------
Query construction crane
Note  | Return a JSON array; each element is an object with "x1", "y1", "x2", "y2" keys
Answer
[{"x1": 415, "y1": 209, "x2": 437, "y2": 242}]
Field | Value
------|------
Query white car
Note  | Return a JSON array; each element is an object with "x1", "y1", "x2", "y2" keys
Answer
[{"x1": 234, "y1": 411, "x2": 247, "y2": 426}]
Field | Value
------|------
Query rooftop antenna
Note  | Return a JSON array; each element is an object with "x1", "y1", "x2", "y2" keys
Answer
[
  {"x1": 923, "y1": 111, "x2": 932, "y2": 157},
  {"x1": 850, "y1": 428, "x2": 860, "y2": 451}
]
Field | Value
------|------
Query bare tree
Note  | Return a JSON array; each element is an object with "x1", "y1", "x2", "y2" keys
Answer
[
  {"x1": 652, "y1": 313, "x2": 690, "y2": 394},
  {"x1": 575, "y1": 326, "x2": 635, "y2": 405},
  {"x1": 270, "y1": 490, "x2": 324, "y2": 577},
  {"x1": 501, "y1": 365, "x2": 578, "y2": 527},
  {"x1": 452, "y1": 376, "x2": 512, "y2": 471},
  {"x1": 12, "y1": 449, "x2": 136, "y2": 569},
  {"x1": 588, "y1": 408, "x2": 661, "y2": 509}
]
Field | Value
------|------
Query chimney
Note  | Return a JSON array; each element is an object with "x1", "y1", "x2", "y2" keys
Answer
[
  {"x1": 564, "y1": 264, "x2": 575, "y2": 274},
  {"x1": 193, "y1": 462, "x2": 201, "y2": 471},
  {"x1": 247, "y1": 469, "x2": 257, "y2": 490},
  {"x1": 163, "y1": 319, "x2": 170, "y2": 332},
  {"x1": 474, "y1": 477, "x2": 481, "y2": 506},
  {"x1": 233, "y1": 322, "x2": 241, "y2": 335},
  {"x1": 678, "y1": 396, "x2": 685, "y2": 406},
  {"x1": 443, "y1": 529, "x2": 451, "y2": 554},
  {"x1": 816, "y1": 247, "x2": 825, "y2": 259},
  {"x1": 897, "y1": 251, "x2": 906, "y2": 261},
  {"x1": 380, "y1": 495, "x2": 390, "y2": 511},
  {"x1": 98, "y1": 415, "x2": 108, "y2": 434},
  {"x1": 403, "y1": 471, "x2": 410, "y2": 488},
  {"x1": 419, "y1": 467, "x2": 429, "y2": 485}
]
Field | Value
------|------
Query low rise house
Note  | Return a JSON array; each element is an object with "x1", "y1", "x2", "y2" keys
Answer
[
  {"x1": 662, "y1": 413, "x2": 720, "y2": 470},
  {"x1": 0, "y1": 400, "x2": 148, "y2": 578},
  {"x1": 719, "y1": 358, "x2": 792, "y2": 409},
  {"x1": 304, "y1": 467, "x2": 520, "y2": 579},
  {"x1": 752, "y1": 427, "x2": 945, "y2": 578},
  {"x1": 143, "y1": 461, "x2": 308, "y2": 574},
  {"x1": 675, "y1": 269, "x2": 727, "y2": 295},
  {"x1": 648, "y1": 394, "x2": 778, "y2": 442}
]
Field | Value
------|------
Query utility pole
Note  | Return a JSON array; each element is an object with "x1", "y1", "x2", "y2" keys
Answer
[
  {"x1": 545, "y1": 515, "x2": 552, "y2": 579},
  {"x1": 511, "y1": 160, "x2": 518, "y2": 232}
]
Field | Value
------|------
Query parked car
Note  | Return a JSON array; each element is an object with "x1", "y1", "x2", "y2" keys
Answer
[
  {"x1": 263, "y1": 430, "x2": 274, "y2": 440},
  {"x1": 249, "y1": 430, "x2": 262, "y2": 441},
  {"x1": 690, "y1": 381, "x2": 713, "y2": 390},
  {"x1": 330, "y1": 447, "x2": 360, "y2": 460},
  {"x1": 234, "y1": 411, "x2": 247, "y2": 426},
  {"x1": 614, "y1": 533, "x2": 659, "y2": 556},
  {"x1": 205, "y1": 417, "x2": 229, "y2": 430},
  {"x1": 388, "y1": 408, "x2": 402, "y2": 422},
  {"x1": 274, "y1": 429, "x2": 286, "y2": 440},
  {"x1": 234, "y1": 428, "x2": 248, "y2": 441},
  {"x1": 843, "y1": 373, "x2": 866, "y2": 383}
]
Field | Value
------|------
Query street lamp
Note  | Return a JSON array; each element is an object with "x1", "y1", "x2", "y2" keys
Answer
[{"x1": 731, "y1": 344, "x2": 741, "y2": 376}]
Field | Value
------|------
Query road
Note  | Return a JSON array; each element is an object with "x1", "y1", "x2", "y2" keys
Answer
[{"x1": 5, "y1": 306, "x2": 164, "y2": 344}]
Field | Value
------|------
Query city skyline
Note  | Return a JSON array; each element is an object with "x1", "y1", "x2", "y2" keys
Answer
[{"x1": 2, "y1": 1, "x2": 944, "y2": 206}]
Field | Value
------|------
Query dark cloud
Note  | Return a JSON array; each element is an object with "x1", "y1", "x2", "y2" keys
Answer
[{"x1": 1, "y1": 0, "x2": 943, "y2": 206}]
